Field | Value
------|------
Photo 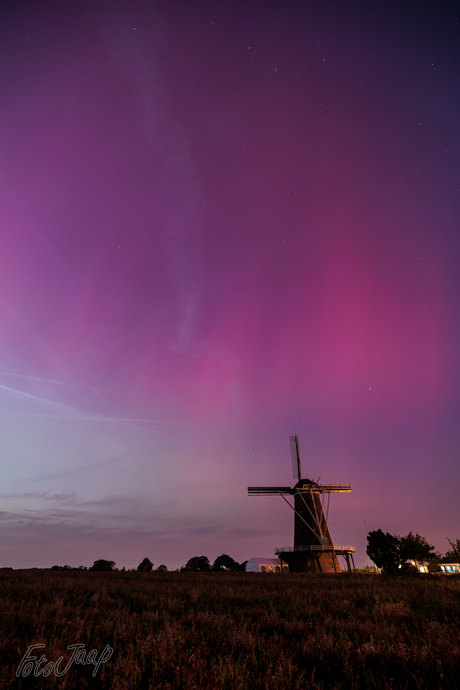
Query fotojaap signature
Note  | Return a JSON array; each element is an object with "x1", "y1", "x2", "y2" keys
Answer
[{"x1": 16, "y1": 643, "x2": 114, "y2": 678}]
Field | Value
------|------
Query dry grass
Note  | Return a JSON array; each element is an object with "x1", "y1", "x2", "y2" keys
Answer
[{"x1": 1, "y1": 570, "x2": 459, "y2": 688}]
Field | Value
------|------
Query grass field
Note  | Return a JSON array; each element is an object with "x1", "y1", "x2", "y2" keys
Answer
[{"x1": 1, "y1": 570, "x2": 459, "y2": 689}]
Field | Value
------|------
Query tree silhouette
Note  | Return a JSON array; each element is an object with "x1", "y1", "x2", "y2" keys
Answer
[
  {"x1": 137, "y1": 557, "x2": 154, "y2": 572},
  {"x1": 366, "y1": 530, "x2": 400, "y2": 573},
  {"x1": 91, "y1": 559, "x2": 116, "y2": 571},
  {"x1": 156, "y1": 564, "x2": 168, "y2": 572},
  {"x1": 367, "y1": 529, "x2": 440, "y2": 573},
  {"x1": 182, "y1": 556, "x2": 211, "y2": 571},
  {"x1": 398, "y1": 531, "x2": 439, "y2": 564},
  {"x1": 212, "y1": 554, "x2": 239, "y2": 571},
  {"x1": 446, "y1": 538, "x2": 460, "y2": 558}
]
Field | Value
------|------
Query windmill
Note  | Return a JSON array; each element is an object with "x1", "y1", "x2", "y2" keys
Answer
[{"x1": 248, "y1": 436, "x2": 355, "y2": 573}]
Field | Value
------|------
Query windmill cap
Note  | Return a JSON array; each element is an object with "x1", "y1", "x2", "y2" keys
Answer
[{"x1": 294, "y1": 479, "x2": 319, "y2": 490}]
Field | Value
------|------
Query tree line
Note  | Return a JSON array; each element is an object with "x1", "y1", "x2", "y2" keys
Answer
[
  {"x1": 51, "y1": 536, "x2": 460, "y2": 574},
  {"x1": 133, "y1": 554, "x2": 244, "y2": 572},
  {"x1": 51, "y1": 554, "x2": 244, "y2": 572},
  {"x1": 366, "y1": 530, "x2": 460, "y2": 573}
]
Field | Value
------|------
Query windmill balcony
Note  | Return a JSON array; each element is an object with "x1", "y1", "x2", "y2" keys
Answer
[{"x1": 274, "y1": 545, "x2": 355, "y2": 555}]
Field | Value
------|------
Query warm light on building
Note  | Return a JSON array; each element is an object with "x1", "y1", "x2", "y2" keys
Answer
[{"x1": 440, "y1": 563, "x2": 460, "y2": 574}]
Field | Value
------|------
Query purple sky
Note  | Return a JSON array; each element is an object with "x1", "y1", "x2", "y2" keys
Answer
[{"x1": 1, "y1": 0, "x2": 459, "y2": 570}]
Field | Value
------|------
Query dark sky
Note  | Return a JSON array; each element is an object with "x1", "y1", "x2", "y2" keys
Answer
[{"x1": 0, "y1": 0, "x2": 459, "y2": 569}]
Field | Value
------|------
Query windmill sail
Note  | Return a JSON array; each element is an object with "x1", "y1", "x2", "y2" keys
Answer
[{"x1": 289, "y1": 435, "x2": 301, "y2": 481}]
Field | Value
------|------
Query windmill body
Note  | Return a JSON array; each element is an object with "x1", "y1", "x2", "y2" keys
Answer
[{"x1": 248, "y1": 436, "x2": 355, "y2": 573}]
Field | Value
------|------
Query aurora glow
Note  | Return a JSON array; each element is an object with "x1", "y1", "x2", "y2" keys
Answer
[{"x1": 0, "y1": 0, "x2": 459, "y2": 569}]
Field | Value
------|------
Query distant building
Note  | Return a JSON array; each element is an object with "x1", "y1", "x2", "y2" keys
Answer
[
  {"x1": 398, "y1": 559, "x2": 429, "y2": 573},
  {"x1": 245, "y1": 557, "x2": 289, "y2": 573},
  {"x1": 439, "y1": 557, "x2": 460, "y2": 574}
]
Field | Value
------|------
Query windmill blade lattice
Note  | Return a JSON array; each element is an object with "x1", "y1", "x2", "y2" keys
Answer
[{"x1": 289, "y1": 435, "x2": 301, "y2": 481}]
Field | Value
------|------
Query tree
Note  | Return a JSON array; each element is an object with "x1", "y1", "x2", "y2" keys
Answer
[
  {"x1": 137, "y1": 557, "x2": 154, "y2": 572},
  {"x1": 367, "y1": 529, "x2": 440, "y2": 573},
  {"x1": 156, "y1": 564, "x2": 168, "y2": 572},
  {"x1": 182, "y1": 556, "x2": 211, "y2": 572},
  {"x1": 366, "y1": 530, "x2": 400, "y2": 573},
  {"x1": 446, "y1": 538, "x2": 460, "y2": 558},
  {"x1": 212, "y1": 554, "x2": 239, "y2": 571},
  {"x1": 91, "y1": 559, "x2": 116, "y2": 571},
  {"x1": 398, "y1": 531, "x2": 439, "y2": 564}
]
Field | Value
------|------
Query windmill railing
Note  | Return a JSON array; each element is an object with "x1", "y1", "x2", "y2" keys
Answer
[{"x1": 274, "y1": 545, "x2": 355, "y2": 554}]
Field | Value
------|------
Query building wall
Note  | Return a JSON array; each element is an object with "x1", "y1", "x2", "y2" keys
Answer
[{"x1": 281, "y1": 550, "x2": 341, "y2": 573}]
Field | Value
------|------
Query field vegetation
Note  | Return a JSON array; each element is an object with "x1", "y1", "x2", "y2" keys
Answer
[{"x1": 1, "y1": 570, "x2": 459, "y2": 689}]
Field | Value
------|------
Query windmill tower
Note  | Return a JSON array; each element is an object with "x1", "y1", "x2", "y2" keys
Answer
[{"x1": 248, "y1": 436, "x2": 355, "y2": 573}]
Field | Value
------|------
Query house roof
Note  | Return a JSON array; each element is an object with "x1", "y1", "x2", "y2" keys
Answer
[{"x1": 247, "y1": 557, "x2": 280, "y2": 565}]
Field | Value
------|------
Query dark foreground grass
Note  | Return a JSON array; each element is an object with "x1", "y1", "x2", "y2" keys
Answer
[{"x1": 0, "y1": 570, "x2": 459, "y2": 689}]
